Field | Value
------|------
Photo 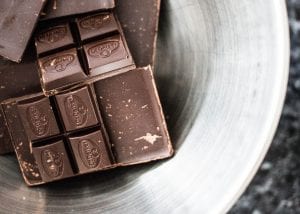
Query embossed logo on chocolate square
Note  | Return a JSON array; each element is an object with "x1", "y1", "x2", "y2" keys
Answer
[
  {"x1": 27, "y1": 105, "x2": 49, "y2": 136},
  {"x1": 37, "y1": 26, "x2": 67, "y2": 44},
  {"x1": 42, "y1": 54, "x2": 75, "y2": 72},
  {"x1": 87, "y1": 40, "x2": 119, "y2": 58},
  {"x1": 78, "y1": 140, "x2": 101, "y2": 169},
  {"x1": 79, "y1": 14, "x2": 111, "y2": 30},
  {"x1": 41, "y1": 149, "x2": 63, "y2": 178},
  {"x1": 65, "y1": 95, "x2": 88, "y2": 127}
]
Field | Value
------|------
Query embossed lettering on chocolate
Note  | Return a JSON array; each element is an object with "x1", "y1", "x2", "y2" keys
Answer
[{"x1": 0, "y1": 0, "x2": 47, "y2": 62}]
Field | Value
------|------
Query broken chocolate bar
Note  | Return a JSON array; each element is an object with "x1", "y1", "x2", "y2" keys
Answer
[
  {"x1": 0, "y1": 0, "x2": 161, "y2": 154},
  {"x1": 35, "y1": 12, "x2": 135, "y2": 95},
  {"x1": 1, "y1": 67, "x2": 173, "y2": 186},
  {"x1": 0, "y1": 0, "x2": 47, "y2": 62}
]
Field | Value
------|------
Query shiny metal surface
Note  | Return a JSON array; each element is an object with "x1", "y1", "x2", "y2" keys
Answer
[{"x1": 0, "y1": 0, "x2": 289, "y2": 213}]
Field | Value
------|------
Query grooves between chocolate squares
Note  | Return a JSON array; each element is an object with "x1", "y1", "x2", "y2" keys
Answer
[
  {"x1": 0, "y1": 0, "x2": 161, "y2": 154},
  {"x1": 1, "y1": 67, "x2": 173, "y2": 186},
  {"x1": 36, "y1": 11, "x2": 135, "y2": 95}
]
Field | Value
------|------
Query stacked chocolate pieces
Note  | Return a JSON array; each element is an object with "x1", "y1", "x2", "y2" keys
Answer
[{"x1": 0, "y1": 0, "x2": 173, "y2": 186}]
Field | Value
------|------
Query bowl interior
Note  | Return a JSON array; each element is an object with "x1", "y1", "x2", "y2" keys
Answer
[{"x1": 0, "y1": 0, "x2": 289, "y2": 213}]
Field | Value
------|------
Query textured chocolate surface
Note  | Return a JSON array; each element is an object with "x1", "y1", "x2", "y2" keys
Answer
[
  {"x1": 35, "y1": 23, "x2": 74, "y2": 55},
  {"x1": 0, "y1": 1, "x2": 161, "y2": 154},
  {"x1": 42, "y1": 0, "x2": 115, "y2": 20},
  {"x1": 1, "y1": 67, "x2": 173, "y2": 185},
  {"x1": 32, "y1": 140, "x2": 74, "y2": 183},
  {"x1": 35, "y1": 12, "x2": 135, "y2": 94},
  {"x1": 94, "y1": 67, "x2": 172, "y2": 164},
  {"x1": 0, "y1": 0, "x2": 46, "y2": 62},
  {"x1": 69, "y1": 130, "x2": 112, "y2": 173},
  {"x1": 116, "y1": 0, "x2": 161, "y2": 67},
  {"x1": 55, "y1": 87, "x2": 98, "y2": 131}
]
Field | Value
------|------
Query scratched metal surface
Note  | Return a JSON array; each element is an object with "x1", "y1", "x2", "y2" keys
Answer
[{"x1": 0, "y1": 0, "x2": 289, "y2": 213}]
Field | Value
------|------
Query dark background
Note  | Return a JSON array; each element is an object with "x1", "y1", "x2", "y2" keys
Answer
[{"x1": 230, "y1": 0, "x2": 300, "y2": 213}]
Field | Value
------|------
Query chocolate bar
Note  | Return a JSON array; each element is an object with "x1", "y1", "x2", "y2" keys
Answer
[
  {"x1": 0, "y1": 0, "x2": 47, "y2": 62},
  {"x1": 41, "y1": 0, "x2": 161, "y2": 68},
  {"x1": 35, "y1": 12, "x2": 135, "y2": 95},
  {"x1": 42, "y1": 0, "x2": 115, "y2": 20},
  {"x1": 1, "y1": 67, "x2": 173, "y2": 186},
  {"x1": 0, "y1": 0, "x2": 161, "y2": 154}
]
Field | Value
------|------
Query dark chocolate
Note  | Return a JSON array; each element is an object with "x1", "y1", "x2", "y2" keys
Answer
[
  {"x1": 42, "y1": 0, "x2": 116, "y2": 20},
  {"x1": 35, "y1": 23, "x2": 74, "y2": 55},
  {"x1": 55, "y1": 87, "x2": 98, "y2": 131},
  {"x1": 32, "y1": 140, "x2": 74, "y2": 183},
  {"x1": 1, "y1": 67, "x2": 173, "y2": 186},
  {"x1": 38, "y1": 48, "x2": 87, "y2": 91},
  {"x1": 35, "y1": 12, "x2": 135, "y2": 95},
  {"x1": 116, "y1": 0, "x2": 161, "y2": 67},
  {"x1": 0, "y1": 0, "x2": 47, "y2": 62},
  {"x1": 17, "y1": 96, "x2": 60, "y2": 141},
  {"x1": 94, "y1": 67, "x2": 172, "y2": 164},
  {"x1": 0, "y1": 1, "x2": 161, "y2": 154},
  {"x1": 69, "y1": 130, "x2": 112, "y2": 173}
]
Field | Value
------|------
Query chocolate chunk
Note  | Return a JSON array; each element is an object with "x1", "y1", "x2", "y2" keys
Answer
[
  {"x1": 35, "y1": 12, "x2": 135, "y2": 95},
  {"x1": 69, "y1": 130, "x2": 112, "y2": 173},
  {"x1": 76, "y1": 13, "x2": 119, "y2": 41},
  {"x1": 38, "y1": 48, "x2": 87, "y2": 91},
  {"x1": 42, "y1": 0, "x2": 116, "y2": 20},
  {"x1": 0, "y1": 0, "x2": 47, "y2": 62},
  {"x1": 32, "y1": 140, "x2": 74, "y2": 182},
  {"x1": 17, "y1": 97, "x2": 60, "y2": 141},
  {"x1": 84, "y1": 34, "x2": 129, "y2": 76},
  {"x1": 116, "y1": 0, "x2": 161, "y2": 67},
  {"x1": 35, "y1": 23, "x2": 74, "y2": 55},
  {"x1": 55, "y1": 87, "x2": 98, "y2": 131},
  {"x1": 1, "y1": 67, "x2": 173, "y2": 186},
  {"x1": 94, "y1": 67, "x2": 173, "y2": 164}
]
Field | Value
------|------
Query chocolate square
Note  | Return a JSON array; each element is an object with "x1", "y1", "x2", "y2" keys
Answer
[
  {"x1": 17, "y1": 97, "x2": 60, "y2": 141},
  {"x1": 55, "y1": 87, "x2": 98, "y2": 131},
  {"x1": 69, "y1": 130, "x2": 112, "y2": 173},
  {"x1": 83, "y1": 34, "x2": 129, "y2": 75},
  {"x1": 32, "y1": 140, "x2": 74, "y2": 182},
  {"x1": 38, "y1": 48, "x2": 87, "y2": 91},
  {"x1": 35, "y1": 23, "x2": 74, "y2": 55},
  {"x1": 76, "y1": 13, "x2": 119, "y2": 41}
]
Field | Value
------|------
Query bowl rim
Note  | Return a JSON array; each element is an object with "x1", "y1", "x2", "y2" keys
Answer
[{"x1": 224, "y1": 0, "x2": 290, "y2": 212}]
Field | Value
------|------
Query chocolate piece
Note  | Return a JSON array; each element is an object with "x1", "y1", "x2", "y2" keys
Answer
[
  {"x1": 38, "y1": 48, "x2": 87, "y2": 91},
  {"x1": 35, "y1": 12, "x2": 135, "y2": 95},
  {"x1": 1, "y1": 85, "x2": 114, "y2": 186},
  {"x1": 94, "y1": 67, "x2": 172, "y2": 164},
  {"x1": 41, "y1": 0, "x2": 161, "y2": 67},
  {"x1": 69, "y1": 130, "x2": 112, "y2": 173},
  {"x1": 1, "y1": 67, "x2": 173, "y2": 186},
  {"x1": 35, "y1": 23, "x2": 74, "y2": 55},
  {"x1": 32, "y1": 140, "x2": 74, "y2": 182},
  {"x1": 0, "y1": 0, "x2": 47, "y2": 62},
  {"x1": 0, "y1": 1, "x2": 161, "y2": 154},
  {"x1": 116, "y1": 0, "x2": 161, "y2": 67},
  {"x1": 17, "y1": 97, "x2": 60, "y2": 141},
  {"x1": 42, "y1": 0, "x2": 115, "y2": 20},
  {"x1": 76, "y1": 13, "x2": 119, "y2": 41},
  {"x1": 55, "y1": 87, "x2": 98, "y2": 131},
  {"x1": 84, "y1": 35, "x2": 129, "y2": 76}
]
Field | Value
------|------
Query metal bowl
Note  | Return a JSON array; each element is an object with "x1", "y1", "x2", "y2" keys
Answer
[{"x1": 0, "y1": 0, "x2": 289, "y2": 213}]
